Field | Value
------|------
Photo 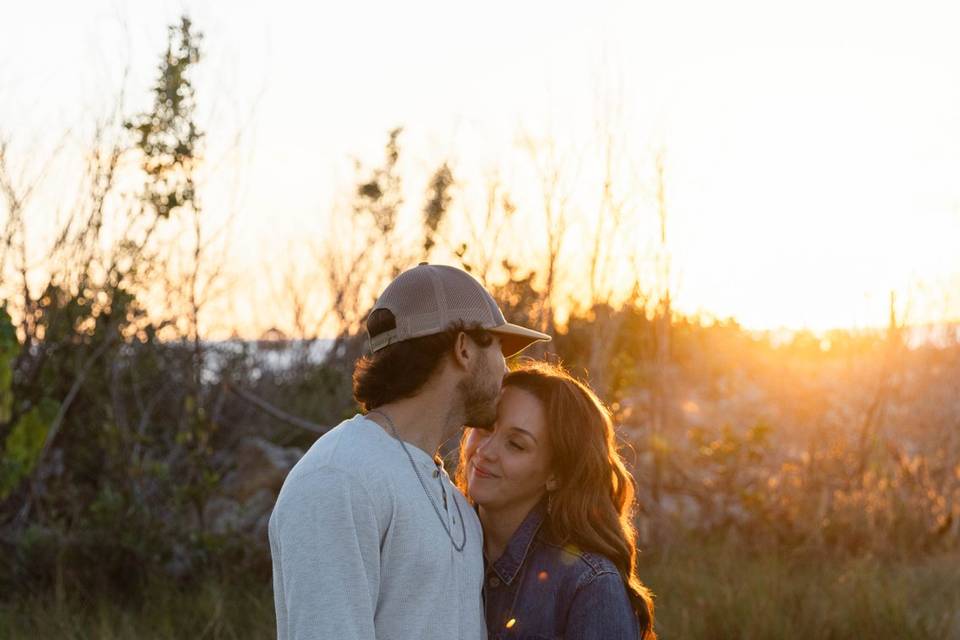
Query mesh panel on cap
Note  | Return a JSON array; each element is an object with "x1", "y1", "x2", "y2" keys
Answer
[
  {"x1": 374, "y1": 268, "x2": 440, "y2": 318},
  {"x1": 369, "y1": 264, "x2": 511, "y2": 351},
  {"x1": 434, "y1": 266, "x2": 499, "y2": 327}
]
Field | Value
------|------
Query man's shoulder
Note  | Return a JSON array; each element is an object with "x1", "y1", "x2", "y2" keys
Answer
[
  {"x1": 273, "y1": 415, "x2": 402, "y2": 523},
  {"x1": 285, "y1": 415, "x2": 399, "y2": 486}
]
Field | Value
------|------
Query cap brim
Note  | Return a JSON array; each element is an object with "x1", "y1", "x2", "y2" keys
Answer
[{"x1": 490, "y1": 323, "x2": 551, "y2": 357}]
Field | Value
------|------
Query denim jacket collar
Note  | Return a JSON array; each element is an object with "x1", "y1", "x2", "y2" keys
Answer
[{"x1": 489, "y1": 498, "x2": 547, "y2": 586}]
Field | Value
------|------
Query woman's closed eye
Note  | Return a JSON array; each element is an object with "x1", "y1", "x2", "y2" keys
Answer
[{"x1": 508, "y1": 440, "x2": 526, "y2": 451}]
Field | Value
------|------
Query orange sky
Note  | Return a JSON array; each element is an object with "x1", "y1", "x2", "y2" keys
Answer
[{"x1": 2, "y1": 0, "x2": 960, "y2": 337}]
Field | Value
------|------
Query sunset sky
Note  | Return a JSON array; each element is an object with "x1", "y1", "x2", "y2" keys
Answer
[{"x1": 3, "y1": 0, "x2": 960, "y2": 335}]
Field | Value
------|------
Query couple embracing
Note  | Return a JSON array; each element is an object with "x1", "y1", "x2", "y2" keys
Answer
[{"x1": 269, "y1": 264, "x2": 656, "y2": 639}]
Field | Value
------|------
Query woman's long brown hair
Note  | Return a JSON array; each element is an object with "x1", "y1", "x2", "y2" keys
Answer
[{"x1": 456, "y1": 360, "x2": 656, "y2": 639}]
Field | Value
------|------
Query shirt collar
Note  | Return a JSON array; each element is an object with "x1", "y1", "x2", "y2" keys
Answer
[
  {"x1": 358, "y1": 413, "x2": 439, "y2": 472},
  {"x1": 489, "y1": 498, "x2": 546, "y2": 585}
]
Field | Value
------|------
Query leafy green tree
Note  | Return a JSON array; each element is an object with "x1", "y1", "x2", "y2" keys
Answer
[{"x1": 125, "y1": 16, "x2": 203, "y2": 220}]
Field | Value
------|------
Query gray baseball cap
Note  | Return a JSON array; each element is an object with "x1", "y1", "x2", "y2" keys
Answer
[{"x1": 368, "y1": 263, "x2": 551, "y2": 357}]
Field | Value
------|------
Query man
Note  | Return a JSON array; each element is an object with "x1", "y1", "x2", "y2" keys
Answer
[{"x1": 269, "y1": 263, "x2": 550, "y2": 640}]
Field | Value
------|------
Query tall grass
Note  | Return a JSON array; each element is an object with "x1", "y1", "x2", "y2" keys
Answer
[
  {"x1": 638, "y1": 541, "x2": 960, "y2": 639},
  {"x1": 0, "y1": 577, "x2": 275, "y2": 640},
  {"x1": 3, "y1": 542, "x2": 958, "y2": 639}
]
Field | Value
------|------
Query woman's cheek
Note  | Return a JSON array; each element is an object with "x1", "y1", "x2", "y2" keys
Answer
[{"x1": 464, "y1": 429, "x2": 483, "y2": 460}]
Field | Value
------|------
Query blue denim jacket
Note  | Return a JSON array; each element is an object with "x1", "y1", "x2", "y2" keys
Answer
[{"x1": 483, "y1": 501, "x2": 640, "y2": 640}]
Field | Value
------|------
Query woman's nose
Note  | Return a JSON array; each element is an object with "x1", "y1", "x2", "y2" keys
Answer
[{"x1": 474, "y1": 434, "x2": 498, "y2": 461}]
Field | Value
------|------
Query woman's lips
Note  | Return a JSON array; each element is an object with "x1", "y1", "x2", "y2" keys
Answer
[{"x1": 472, "y1": 463, "x2": 498, "y2": 479}]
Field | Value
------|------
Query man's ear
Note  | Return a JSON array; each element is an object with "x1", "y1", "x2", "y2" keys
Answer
[{"x1": 452, "y1": 331, "x2": 473, "y2": 371}]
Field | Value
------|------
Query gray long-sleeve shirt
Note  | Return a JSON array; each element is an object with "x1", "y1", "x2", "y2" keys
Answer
[{"x1": 269, "y1": 414, "x2": 486, "y2": 640}]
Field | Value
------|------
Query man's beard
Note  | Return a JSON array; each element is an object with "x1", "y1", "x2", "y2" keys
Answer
[{"x1": 459, "y1": 355, "x2": 500, "y2": 431}]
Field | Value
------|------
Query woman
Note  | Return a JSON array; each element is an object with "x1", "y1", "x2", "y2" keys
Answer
[{"x1": 457, "y1": 360, "x2": 656, "y2": 639}]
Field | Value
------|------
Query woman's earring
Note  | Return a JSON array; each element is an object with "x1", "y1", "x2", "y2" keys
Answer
[{"x1": 547, "y1": 492, "x2": 554, "y2": 515}]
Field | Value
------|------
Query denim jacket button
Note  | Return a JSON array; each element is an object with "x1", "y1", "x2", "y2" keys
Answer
[{"x1": 488, "y1": 576, "x2": 501, "y2": 588}]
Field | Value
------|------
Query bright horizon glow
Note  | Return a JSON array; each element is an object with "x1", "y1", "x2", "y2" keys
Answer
[{"x1": 2, "y1": 0, "x2": 959, "y2": 337}]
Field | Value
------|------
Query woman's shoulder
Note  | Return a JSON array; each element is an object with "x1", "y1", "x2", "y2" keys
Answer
[
  {"x1": 525, "y1": 537, "x2": 638, "y2": 636},
  {"x1": 533, "y1": 536, "x2": 622, "y2": 586}
]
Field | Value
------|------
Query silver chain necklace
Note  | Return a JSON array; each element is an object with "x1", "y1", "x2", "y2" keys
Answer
[{"x1": 368, "y1": 409, "x2": 467, "y2": 552}]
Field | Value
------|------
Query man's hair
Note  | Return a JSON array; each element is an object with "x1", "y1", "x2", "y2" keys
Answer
[{"x1": 352, "y1": 309, "x2": 494, "y2": 411}]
